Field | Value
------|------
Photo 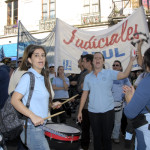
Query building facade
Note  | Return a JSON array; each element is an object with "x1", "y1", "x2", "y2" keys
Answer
[{"x1": 0, "y1": 0, "x2": 149, "y2": 57}]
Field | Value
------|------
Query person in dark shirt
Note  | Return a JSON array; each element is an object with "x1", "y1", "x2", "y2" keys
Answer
[
  {"x1": 68, "y1": 73, "x2": 79, "y2": 97},
  {"x1": 77, "y1": 54, "x2": 93, "y2": 150},
  {"x1": 0, "y1": 63, "x2": 10, "y2": 109}
]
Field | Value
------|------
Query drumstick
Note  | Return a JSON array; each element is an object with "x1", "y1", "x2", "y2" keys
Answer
[
  {"x1": 61, "y1": 94, "x2": 79, "y2": 105},
  {"x1": 53, "y1": 94, "x2": 79, "y2": 109},
  {"x1": 44, "y1": 111, "x2": 65, "y2": 120},
  {"x1": 52, "y1": 94, "x2": 79, "y2": 109}
]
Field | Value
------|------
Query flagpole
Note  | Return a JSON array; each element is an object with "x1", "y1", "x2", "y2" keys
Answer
[{"x1": 16, "y1": 20, "x2": 20, "y2": 67}]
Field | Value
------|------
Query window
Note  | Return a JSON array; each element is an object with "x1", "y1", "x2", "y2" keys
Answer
[
  {"x1": 92, "y1": 4, "x2": 99, "y2": 13},
  {"x1": 83, "y1": 0, "x2": 100, "y2": 14},
  {"x1": 92, "y1": 0, "x2": 99, "y2": 4},
  {"x1": 84, "y1": 6, "x2": 90, "y2": 14},
  {"x1": 49, "y1": 1, "x2": 55, "y2": 19},
  {"x1": 42, "y1": 0, "x2": 48, "y2": 20},
  {"x1": 7, "y1": 0, "x2": 18, "y2": 26},
  {"x1": 13, "y1": 1, "x2": 18, "y2": 25},
  {"x1": 84, "y1": 0, "x2": 90, "y2": 5},
  {"x1": 42, "y1": 0, "x2": 56, "y2": 20},
  {"x1": 82, "y1": 0, "x2": 100, "y2": 24}
]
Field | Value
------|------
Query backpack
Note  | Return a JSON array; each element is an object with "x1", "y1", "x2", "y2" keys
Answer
[{"x1": 0, "y1": 72, "x2": 35, "y2": 141}]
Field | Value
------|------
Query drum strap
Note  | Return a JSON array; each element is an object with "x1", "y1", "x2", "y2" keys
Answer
[{"x1": 24, "y1": 72, "x2": 35, "y2": 146}]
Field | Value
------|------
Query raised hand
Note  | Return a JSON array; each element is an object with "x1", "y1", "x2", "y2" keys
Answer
[{"x1": 123, "y1": 85, "x2": 135, "y2": 104}]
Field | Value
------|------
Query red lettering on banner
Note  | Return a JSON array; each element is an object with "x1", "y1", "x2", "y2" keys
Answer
[
  {"x1": 97, "y1": 38, "x2": 105, "y2": 48},
  {"x1": 63, "y1": 20, "x2": 139, "y2": 50},
  {"x1": 63, "y1": 30, "x2": 77, "y2": 44},
  {"x1": 126, "y1": 27, "x2": 133, "y2": 40},
  {"x1": 120, "y1": 20, "x2": 128, "y2": 42},
  {"x1": 133, "y1": 24, "x2": 139, "y2": 39},
  {"x1": 84, "y1": 36, "x2": 95, "y2": 49}
]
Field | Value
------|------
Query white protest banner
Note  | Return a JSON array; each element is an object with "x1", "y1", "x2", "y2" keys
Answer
[{"x1": 55, "y1": 6, "x2": 150, "y2": 73}]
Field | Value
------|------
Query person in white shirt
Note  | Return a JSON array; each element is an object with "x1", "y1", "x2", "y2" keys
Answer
[{"x1": 49, "y1": 63, "x2": 56, "y2": 83}]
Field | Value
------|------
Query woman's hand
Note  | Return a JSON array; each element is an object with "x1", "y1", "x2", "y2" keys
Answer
[
  {"x1": 30, "y1": 114, "x2": 44, "y2": 126},
  {"x1": 130, "y1": 50, "x2": 137, "y2": 61},
  {"x1": 51, "y1": 101, "x2": 62, "y2": 109},
  {"x1": 59, "y1": 73, "x2": 65, "y2": 81},
  {"x1": 123, "y1": 85, "x2": 135, "y2": 104},
  {"x1": 77, "y1": 111, "x2": 82, "y2": 123}
]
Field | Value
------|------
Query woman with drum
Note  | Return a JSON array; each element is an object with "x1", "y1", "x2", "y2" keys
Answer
[
  {"x1": 51, "y1": 66, "x2": 70, "y2": 123},
  {"x1": 78, "y1": 52, "x2": 136, "y2": 150},
  {"x1": 11, "y1": 45, "x2": 60, "y2": 150}
]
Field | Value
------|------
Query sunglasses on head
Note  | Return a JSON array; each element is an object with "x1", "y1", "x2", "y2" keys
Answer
[{"x1": 112, "y1": 64, "x2": 119, "y2": 67}]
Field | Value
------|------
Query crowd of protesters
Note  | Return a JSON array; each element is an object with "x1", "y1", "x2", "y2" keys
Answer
[{"x1": 0, "y1": 40, "x2": 150, "y2": 150}]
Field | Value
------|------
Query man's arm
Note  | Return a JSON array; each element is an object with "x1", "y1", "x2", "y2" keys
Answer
[{"x1": 77, "y1": 90, "x2": 89, "y2": 123}]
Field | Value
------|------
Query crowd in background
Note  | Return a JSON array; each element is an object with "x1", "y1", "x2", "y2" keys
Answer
[{"x1": 0, "y1": 40, "x2": 150, "y2": 150}]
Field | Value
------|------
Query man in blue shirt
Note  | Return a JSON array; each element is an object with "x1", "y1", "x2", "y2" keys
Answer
[{"x1": 111, "y1": 60, "x2": 131, "y2": 144}]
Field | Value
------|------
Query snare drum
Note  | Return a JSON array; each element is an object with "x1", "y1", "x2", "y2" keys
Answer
[{"x1": 43, "y1": 123, "x2": 81, "y2": 150}]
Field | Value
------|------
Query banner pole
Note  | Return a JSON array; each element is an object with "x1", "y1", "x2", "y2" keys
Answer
[{"x1": 16, "y1": 20, "x2": 20, "y2": 67}]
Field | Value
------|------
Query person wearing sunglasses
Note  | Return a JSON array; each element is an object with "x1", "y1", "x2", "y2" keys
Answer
[
  {"x1": 49, "y1": 63, "x2": 56, "y2": 83},
  {"x1": 111, "y1": 60, "x2": 131, "y2": 144}
]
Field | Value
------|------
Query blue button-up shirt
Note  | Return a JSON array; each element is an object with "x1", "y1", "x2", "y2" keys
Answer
[
  {"x1": 83, "y1": 69, "x2": 119, "y2": 113},
  {"x1": 52, "y1": 77, "x2": 69, "y2": 99},
  {"x1": 15, "y1": 68, "x2": 49, "y2": 119},
  {"x1": 112, "y1": 78, "x2": 131, "y2": 102}
]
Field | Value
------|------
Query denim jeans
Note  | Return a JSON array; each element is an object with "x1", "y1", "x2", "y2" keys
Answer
[
  {"x1": 20, "y1": 125, "x2": 50, "y2": 150},
  {"x1": 135, "y1": 113, "x2": 150, "y2": 150},
  {"x1": 112, "y1": 108, "x2": 123, "y2": 139}
]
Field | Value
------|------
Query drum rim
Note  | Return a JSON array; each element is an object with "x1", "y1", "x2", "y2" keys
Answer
[
  {"x1": 45, "y1": 123, "x2": 81, "y2": 136},
  {"x1": 45, "y1": 131, "x2": 80, "y2": 141}
]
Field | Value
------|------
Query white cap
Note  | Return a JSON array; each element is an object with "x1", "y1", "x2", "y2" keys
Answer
[{"x1": 49, "y1": 63, "x2": 55, "y2": 67}]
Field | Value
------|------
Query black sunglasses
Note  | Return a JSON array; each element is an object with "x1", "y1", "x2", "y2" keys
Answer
[
  {"x1": 17, "y1": 61, "x2": 22, "y2": 63},
  {"x1": 49, "y1": 66, "x2": 54, "y2": 68},
  {"x1": 112, "y1": 64, "x2": 119, "y2": 67}
]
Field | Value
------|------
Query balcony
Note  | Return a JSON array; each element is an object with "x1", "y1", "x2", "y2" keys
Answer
[
  {"x1": 39, "y1": 19, "x2": 56, "y2": 31},
  {"x1": 4, "y1": 25, "x2": 18, "y2": 35},
  {"x1": 81, "y1": 12, "x2": 101, "y2": 25}
]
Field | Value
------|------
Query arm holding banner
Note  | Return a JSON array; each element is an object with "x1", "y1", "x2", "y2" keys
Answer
[
  {"x1": 137, "y1": 40, "x2": 143, "y2": 67},
  {"x1": 117, "y1": 55, "x2": 136, "y2": 80}
]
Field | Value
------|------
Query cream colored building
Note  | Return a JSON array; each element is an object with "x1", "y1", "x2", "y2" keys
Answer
[{"x1": 0, "y1": 0, "x2": 148, "y2": 57}]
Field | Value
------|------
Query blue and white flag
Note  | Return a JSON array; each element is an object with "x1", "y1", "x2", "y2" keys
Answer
[{"x1": 0, "y1": 47, "x2": 5, "y2": 61}]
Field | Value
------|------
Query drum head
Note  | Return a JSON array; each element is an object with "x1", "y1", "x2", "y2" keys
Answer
[{"x1": 45, "y1": 123, "x2": 80, "y2": 135}]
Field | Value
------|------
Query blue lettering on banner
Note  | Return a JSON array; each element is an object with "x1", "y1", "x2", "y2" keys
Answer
[
  {"x1": 102, "y1": 49, "x2": 113, "y2": 59},
  {"x1": 63, "y1": 60, "x2": 72, "y2": 70},
  {"x1": 132, "y1": 64, "x2": 140, "y2": 67},
  {"x1": 82, "y1": 51, "x2": 88, "y2": 55},
  {"x1": 82, "y1": 48, "x2": 125, "y2": 59}
]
